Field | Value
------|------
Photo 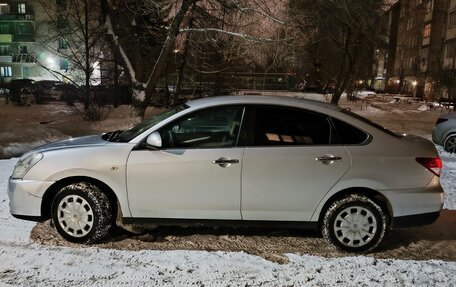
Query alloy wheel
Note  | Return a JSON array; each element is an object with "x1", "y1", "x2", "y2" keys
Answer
[{"x1": 445, "y1": 135, "x2": 456, "y2": 153}]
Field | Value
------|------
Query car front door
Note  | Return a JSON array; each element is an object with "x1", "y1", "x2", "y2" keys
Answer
[
  {"x1": 241, "y1": 105, "x2": 351, "y2": 221},
  {"x1": 126, "y1": 105, "x2": 245, "y2": 220}
]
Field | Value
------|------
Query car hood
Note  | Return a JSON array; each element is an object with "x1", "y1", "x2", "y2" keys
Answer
[{"x1": 30, "y1": 134, "x2": 107, "y2": 154}]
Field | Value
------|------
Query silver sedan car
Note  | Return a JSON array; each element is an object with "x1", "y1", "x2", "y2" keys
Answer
[
  {"x1": 433, "y1": 111, "x2": 456, "y2": 153},
  {"x1": 8, "y1": 96, "x2": 443, "y2": 252}
]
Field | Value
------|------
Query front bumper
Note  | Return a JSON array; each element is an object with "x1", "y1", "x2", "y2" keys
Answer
[{"x1": 8, "y1": 177, "x2": 54, "y2": 221}]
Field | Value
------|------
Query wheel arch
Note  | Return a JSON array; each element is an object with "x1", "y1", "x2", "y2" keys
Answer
[
  {"x1": 317, "y1": 187, "x2": 393, "y2": 228},
  {"x1": 41, "y1": 176, "x2": 119, "y2": 221}
]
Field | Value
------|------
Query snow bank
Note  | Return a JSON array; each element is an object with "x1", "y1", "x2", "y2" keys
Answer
[
  {"x1": 0, "y1": 121, "x2": 67, "y2": 158},
  {"x1": 438, "y1": 146, "x2": 456, "y2": 210},
  {"x1": 418, "y1": 104, "x2": 430, "y2": 111}
]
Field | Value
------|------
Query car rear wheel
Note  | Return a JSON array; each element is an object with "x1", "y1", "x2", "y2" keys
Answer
[
  {"x1": 444, "y1": 134, "x2": 456, "y2": 153},
  {"x1": 51, "y1": 182, "x2": 113, "y2": 244},
  {"x1": 322, "y1": 194, "x2": 387, "y2": 253}
]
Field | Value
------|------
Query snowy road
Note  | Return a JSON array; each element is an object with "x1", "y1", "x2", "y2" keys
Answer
[{"x1": 1, "y1": 151, "x2": 456, "y2": 286}]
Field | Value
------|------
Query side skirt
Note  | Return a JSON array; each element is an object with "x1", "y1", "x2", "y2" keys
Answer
[{"x1": 122, "y1": 217, "x2": 319, "y2": 230}]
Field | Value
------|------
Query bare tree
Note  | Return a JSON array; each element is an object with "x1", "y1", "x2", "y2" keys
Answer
[
  {"x1": 287, "y1": 0, "x2": 387, "y2": 104},
  {"x1": 36, "y1": 0, "x2": 109, "y2": 115},
  {"x1": 101, "y1": 0, "x2": 286, "y2": 118}
]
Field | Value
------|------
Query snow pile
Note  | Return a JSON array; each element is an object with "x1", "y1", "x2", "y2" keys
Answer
[
  {"x1": 355, "y1": 90, "x2": 377, "y2": 98},
  {"x1": 418, "y1": 104, "x2": 430, "y2": 111},
  {"x1": 293, "y1": 92, "x2": 329, "y2": 102}
]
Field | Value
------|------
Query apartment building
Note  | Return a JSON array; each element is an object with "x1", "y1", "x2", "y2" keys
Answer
[
  {"x1": 386, "y1": 0, "x2": 455, "y2": 99},
  {"x1": 0, "y1": 0, "x2": 80, "y2": 84},
  {"x1": 443, "y1": 0, "x2": 456, "y2": 70}
]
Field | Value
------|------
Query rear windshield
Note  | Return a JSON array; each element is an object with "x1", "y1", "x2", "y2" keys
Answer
[{"x1": 341, "y1": 109, "x2": 402, "y2": 138}]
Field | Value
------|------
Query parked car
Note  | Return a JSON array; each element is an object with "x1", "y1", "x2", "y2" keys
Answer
[
  {"x1": 3, "y1": 79, "x2": 36, "y2": 105},
  {"x1": 50, "y1": 83, "x2": 80, "y2": 102},
  {"x1": 33, "y1": 80, "x2": 61, "y2": 101},
  {"x1": 432, "y1": 111, "x2": 456, "y2": 153},
  {"x1": 8, "y1": 96, "x2": 443, "y2": 252}
]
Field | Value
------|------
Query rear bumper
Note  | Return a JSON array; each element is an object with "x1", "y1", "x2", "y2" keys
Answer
[
  {"x1": 381, "y1": 176, "x2": 443, "y2": 219},
  {"x1": 391, "y1": 211, "x2": 440, "y2": 228}
]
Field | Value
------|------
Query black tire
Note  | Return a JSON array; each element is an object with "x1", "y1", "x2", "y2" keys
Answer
[
  {"x1": 444, "y1": 134, "x2": 456, "y2": 153},
  {"x1": 51, "y1": 182, "x2": 113, "y2": 244},
  {"x1": 322, "y1": 194, "x2": 387, "y2": 253}
]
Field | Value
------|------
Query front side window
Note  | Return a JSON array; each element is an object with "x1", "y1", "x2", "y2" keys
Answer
[
  {"x1": 251, "y1": 106, "x2": 332, "y2": 146},
  {"x1": 160, "y1": 106, "x2": 244, "y2": 149}
]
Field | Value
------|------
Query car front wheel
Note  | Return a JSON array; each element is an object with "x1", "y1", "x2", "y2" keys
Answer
[
  {"x1": 322, "y1": 194, "x2": 387, "y2": 253},
  {"x1": 51, "y1": 182, "x2": 113, "y2": 244},
  {"x1": 444, "y1": 134, "x2": 456, "y2": 153}
]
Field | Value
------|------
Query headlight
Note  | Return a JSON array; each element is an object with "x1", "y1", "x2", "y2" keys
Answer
[{"x1": 12, "y1": 153, "x2": 43, "y2": 179}]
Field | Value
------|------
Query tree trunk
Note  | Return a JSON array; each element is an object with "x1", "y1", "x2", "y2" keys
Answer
[
  {"x1": 141, "y1": 0, "x2": 197, "y2": 116},
  {"x1": 84, "y1": 0, "x2": 91, "y2": 110},
  {"x1": 174, "y1": 15, "x2": 193, "y2": 104}
]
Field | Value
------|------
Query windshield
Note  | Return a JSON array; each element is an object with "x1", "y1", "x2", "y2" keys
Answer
[{"x1": 115, "y1": 104, "x2": 188, "y2": 142}]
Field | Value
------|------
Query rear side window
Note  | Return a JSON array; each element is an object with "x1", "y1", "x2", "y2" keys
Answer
[
  {"x1": 252, "y1": 106, "x2": 332, "y2": 146},
  {"x1": 331, "y1": 117, "x2": 369, "y2": 144}
]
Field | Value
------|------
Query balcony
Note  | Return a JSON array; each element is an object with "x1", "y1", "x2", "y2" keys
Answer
[
  {"x1": 0, "y1": 55, "x2": 12, "y2": 62},
  {"x1": 0, "y1": 13, "x2": 34, "y2": 21},
  {"x1": 0, "y1": 34, "x2": 11, "y2": 43},
  {"x1": 12, "y1": 53, "x2": 36, "y2": 63},
  {"x1": 13, "y1": 34, "x2": 35, "y2": 42}
]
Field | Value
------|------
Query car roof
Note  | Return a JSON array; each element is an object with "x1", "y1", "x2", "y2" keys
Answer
[{"x1": 186, "y1": 95, "x2": 342, "y2": 112}]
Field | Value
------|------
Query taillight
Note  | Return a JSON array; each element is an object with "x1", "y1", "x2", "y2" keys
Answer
[
  {"x1": 436, "y1": 118, "x2": 448, "y2": 125},
  {"x1": 416, "y1": 157, "x2": 442, "y2": 177}
]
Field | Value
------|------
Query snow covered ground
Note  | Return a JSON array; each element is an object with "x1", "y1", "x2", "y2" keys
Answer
[{"x1": 0, "y1": 152, "x2": 455, "y2": 286}]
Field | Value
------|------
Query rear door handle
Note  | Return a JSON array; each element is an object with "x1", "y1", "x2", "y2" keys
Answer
[
  {"x1": 213, "y1": 157, "x2": 239, "y2": 168},
  {"x1": 316, "y1": 155, "x2": 342, "y2": 165}
]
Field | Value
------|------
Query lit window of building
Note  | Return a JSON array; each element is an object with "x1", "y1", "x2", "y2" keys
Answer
[
  {"x1": 423, "y1": 23, "x2": 431, "y2": 38},
  {"x1": 0, "y1": 67, "x2": 12, "y2": 77},
  {"x1": 18, "y1": 3, "x2": 25, "y2": 14}
]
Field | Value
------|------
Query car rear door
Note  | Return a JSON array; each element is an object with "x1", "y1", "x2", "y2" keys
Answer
[{"x1": 241, "y1": 105, "x2": 351, "y2": 221}]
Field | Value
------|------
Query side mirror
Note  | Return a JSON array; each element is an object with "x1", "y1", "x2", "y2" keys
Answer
[{"x1": 145, "y1": 132, "x2": 162, "y2": 149}]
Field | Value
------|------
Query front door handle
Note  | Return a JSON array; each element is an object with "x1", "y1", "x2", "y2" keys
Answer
[
  {"x1": 213, "y1": 157, "x2": 239, "y2": 168},
  {"x1": 316, "y1": 155, "x2": 342, "y2": 165}
]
